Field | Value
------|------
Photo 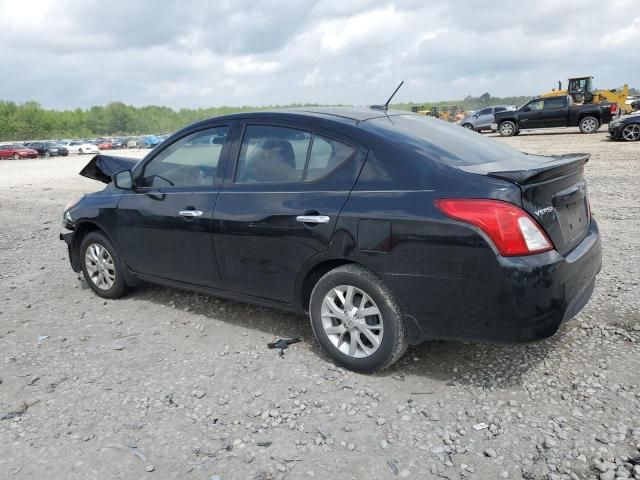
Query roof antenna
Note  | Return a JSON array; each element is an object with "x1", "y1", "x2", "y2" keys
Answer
[{"x1": 371, "y1": 81, "x2": 404, "y2": 110}]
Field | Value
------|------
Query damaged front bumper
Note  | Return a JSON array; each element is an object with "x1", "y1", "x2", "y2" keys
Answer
[{"x1": 60, "y1": 231, "x2": 81, "y2": 273}]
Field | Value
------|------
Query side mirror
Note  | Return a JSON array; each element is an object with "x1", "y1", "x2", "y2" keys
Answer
[
  {"x1": 113, "y1": 170, "x2": 133, "y2": 190},
  {"x1": 522, "y1": 106, "x2": 531, "y2": 112}
]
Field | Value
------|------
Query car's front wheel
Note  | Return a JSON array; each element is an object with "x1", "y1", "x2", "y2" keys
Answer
[
  {"x1": 462, "y1": 123, "x2": 475, "y2": 131},
  {"x1": 498, "y1": 121, "x2": 517, "y2": 137},
  {"x1": 44, "y1": 150, "x2": 51, "y2": 158},
  {"x1": 79, "y1": 231, "x2": 129, "y2": 299},
  {"x1": 579, "y1": 116, "x2": 600, "y2": 134},
  {"x1": 621, "y1": 123, "x2": 640, "y2": 141},
  {"x1": 78, "y1": 148, "x2": 83, "y2": 154},
  {"x1": 309, "y1": 264, "x2": 409, "y2": 373},
  {"x1": 12, "y1": 153, "x2": 19, "y2": 160}
]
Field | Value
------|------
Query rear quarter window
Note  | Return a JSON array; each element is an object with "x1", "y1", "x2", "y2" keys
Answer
[{"x1": 366, "y1": 114, "x2": 526, "y2": 166}]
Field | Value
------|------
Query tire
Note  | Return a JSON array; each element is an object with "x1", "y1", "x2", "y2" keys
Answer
[
  {"x1": 309, "y1": 264, "x2": 409, "y2": 373},
  {"x1": 44, "y1": 150, "x2": 51, "y2": 158},
  {"x1": 79, "y1": 231, "x2": 129, "y2": 299},
  {"x1": 79, "y1": 148, "x2": 83, "y2": 154},
  {"x1": 498, "y1": 121, "x2": 517, "y2": 137},
  {"x1": 621, "y1": 123, "x2": 640, "y2": 142},
  {"x1": 12, "y1": 153, "x2": 19, "y2": 160},
  {"x1": 579, "y1": 116, "x2": 600, "y2": 134},
  {"x1": 462, "y1": 123, "x2": 475, "y2": 131}
]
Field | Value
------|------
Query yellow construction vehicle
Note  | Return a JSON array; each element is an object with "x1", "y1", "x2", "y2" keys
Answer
[{"x1": 542, "y1": 76, "x2": 631, "y2": 113}]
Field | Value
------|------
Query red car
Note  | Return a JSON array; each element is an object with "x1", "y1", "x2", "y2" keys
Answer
[
  {"x1": 97, "y1": 141, "x2": 113, "y2": 150},
  {"x1": 0, "y1": 144, "x2": 38, "y2": 160}
]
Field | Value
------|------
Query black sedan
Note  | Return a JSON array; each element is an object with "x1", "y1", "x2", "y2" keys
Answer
[
  {"x1": 60, "y1": 108, "x2": 601, "y2": 372},
  {"x1": 608, "y1": 113, "x2": 640, "y2": 141},
  {"x1": 25, "y1": 141, "x2": 69, "y2": 158}
]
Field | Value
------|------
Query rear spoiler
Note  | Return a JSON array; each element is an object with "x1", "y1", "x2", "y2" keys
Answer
[
  {"x1": 461, "y1": 153, "x2": 590, "y2": 185},
  {"x1": 79, "y1": 154, "x2": 138, "y2": 184}
]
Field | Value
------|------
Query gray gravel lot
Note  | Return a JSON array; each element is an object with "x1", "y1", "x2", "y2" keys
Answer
[{"x1": 1, "y1": 129, "x2": 639, "y2": 480}]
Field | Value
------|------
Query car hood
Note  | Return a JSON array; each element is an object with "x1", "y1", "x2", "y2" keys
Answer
[{"x1": 79, "y1": 154, "x2": 139, "y2": 184}]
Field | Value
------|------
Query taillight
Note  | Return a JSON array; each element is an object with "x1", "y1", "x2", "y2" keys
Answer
[
  {"x1": 610, "y1": 103, "x2": 618, "y2": 115},
  {"x1": 435, "y1": 199, "x2": 553, "y2": 256}
]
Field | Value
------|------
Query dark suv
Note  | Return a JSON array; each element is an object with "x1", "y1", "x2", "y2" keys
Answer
[{"x1": 60, "y1": 108, "x2": 601, "y2": 372}]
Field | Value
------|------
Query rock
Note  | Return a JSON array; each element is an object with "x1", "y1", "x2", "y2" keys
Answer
[
  {"x1": 599, "y1": 471, "x2": 615, "y2": 480},
  {"x1": 377, "y1": 418, "x2": 387, "y2": 426},
  {"x1": 484, "y1": 448, "x2": 498, "y2": 458},
  {"x1": 145, "y1": 465, "x2": 155, "y2": 472},
  {"x1": 347, "y1": 443, "x2": 356, "y2": 451},
  {"x1": 615, "y1": 466, "x2": 630, "y2": 478},
  {"x1": 191, "y1": 389, "x2": 205, "y2": 399},
  {"x1": 399, "y1": 469, "x2": 410, "y2": 477},
  {"x1": 543, "y1": 436, "x2": 556, "y2": 449}
]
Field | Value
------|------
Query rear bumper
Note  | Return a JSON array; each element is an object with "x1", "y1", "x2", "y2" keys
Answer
[{"x1": 392, "y1": 220, "x2": 602, "y2": 344}]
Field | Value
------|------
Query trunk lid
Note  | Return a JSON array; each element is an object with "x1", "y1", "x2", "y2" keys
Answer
[
  {"x1": 461, "y1": 153, "x2": 591, "y2": 256},
  {"x1": 79, "y1": 154, "x2": 138, "y2": 184}
]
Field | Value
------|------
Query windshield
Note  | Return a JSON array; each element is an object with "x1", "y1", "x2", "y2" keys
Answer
[{"x1": 365, "y1": 114, "x2": 527, "y2": 166}]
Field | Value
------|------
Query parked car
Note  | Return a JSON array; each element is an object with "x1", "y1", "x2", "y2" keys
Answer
[
  {"x1": 59, "y1": 141, "x2": 100, "y2": 155},
  {"x1": 140, "y1": 135, "x2": 160, "y2": 148},
  {"x1": 457, "y1": 105, "x2": 516, "y2": 132},
  {"x1": 492, "y1": 95, "x2": 614, "y2": 136},
  {"x1": 60, "y1": 108, "x2": 601, "y2": 372},
  {"x1": 96, "y1": 141, "x2": 113, "y2": 150},
  {"x1": 124, "y1": 137, "x2": 139, "y2": 148},
  {"x1": 608, "y1": 112, "x2": 640, "y2": 141},
  {"x1": 25, "y1": 141, "x2": 69, "y2": 158},
  {"x1": 0, "y1": 143, "x2": 38, "y2": 160},
  {"x1": 111, "y1": 138, "x2": 127, "y2": 149}
]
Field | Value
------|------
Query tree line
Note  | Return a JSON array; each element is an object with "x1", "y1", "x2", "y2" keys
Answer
[
  {"x1": 1, "y1": 88, "x2": 638, "y2": 141},
  {"x1": 0, "y1": 101, "x2": 334, "y2": 141}
]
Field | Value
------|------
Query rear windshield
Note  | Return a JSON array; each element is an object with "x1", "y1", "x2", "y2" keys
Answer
[{"x1": 365, "y1": 114, "x2": 526, "y2": 166}]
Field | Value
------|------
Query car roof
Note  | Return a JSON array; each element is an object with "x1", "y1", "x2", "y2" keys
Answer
[{"x1": 196, "y1": 107, "x2": 413, "y2": 126}]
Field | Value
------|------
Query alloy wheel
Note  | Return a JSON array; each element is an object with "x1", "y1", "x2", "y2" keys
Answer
[
  {"x1": 622, "y1": 124, "x2": 640, "y2": 141},
  {"x1": 500, "y1": 123, "x2": 514, "y2": 135},
  {"x1": 84, "y1": 243, "x2": 116, "y2": 290},
  {"x1": 581, "y1": 118, "x2": 597, "y2": 133},
  {"x1": 321, "y1": 285, "x2": 384, "y2": 358}
]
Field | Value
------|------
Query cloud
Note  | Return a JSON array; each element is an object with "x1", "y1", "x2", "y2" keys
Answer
[{"x1": 0, "y1": 0, "x2": 637, "y2": 109}]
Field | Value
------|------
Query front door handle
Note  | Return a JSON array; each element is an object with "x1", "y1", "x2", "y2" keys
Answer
[
  {"x1": 296, "y1": 215, "x2": 330, "y2": 224},
  {"x1": 179, "y1": 210, "x2": 203, "y2": 217}
]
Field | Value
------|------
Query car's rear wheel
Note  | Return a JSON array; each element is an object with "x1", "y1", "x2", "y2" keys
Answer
[
  {"x1": 309, "y1": 264, "x2": 408, "y2": 373},
  {"x1": 12, "y1": 153, "x2": 19, "y2": 160},
  {"x1": 498, "y1": 121, "x2": 517, "y2": 137},
  {"x1": 79, "y1": 148, "x2": 83, "y2": 154},
  {"x1": 44, "y1": 150, "x2": 51, "y2": 158},
  {"x1": 80, "y1": 231, "x2": 129, "y2": 299},
  {"x1": 462, "y1": 123, "x2": 475, "y2": 131},
  {"x1": 579, "y1": 116, "x2": 600, "y2": 134},
  {"x1": 621, "y1": 123, "x2": 640, "y2": 141}
]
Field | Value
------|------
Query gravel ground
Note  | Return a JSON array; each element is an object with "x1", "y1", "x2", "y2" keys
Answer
[{"x1": 1, "y1": 129, "x2": 639, "y2": 480}]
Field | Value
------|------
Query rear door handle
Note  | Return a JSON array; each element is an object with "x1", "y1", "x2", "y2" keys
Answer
[
  {"x1": 179, "y1": 210, "x2": 203, "y2": 217},
  {"x1": 296, "y1": 215, "x2": 330, "y2": 224}
]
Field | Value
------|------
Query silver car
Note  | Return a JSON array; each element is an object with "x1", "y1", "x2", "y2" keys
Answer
[{"x1": 457, "y1": 105, "x2": 516, "y2": 132}]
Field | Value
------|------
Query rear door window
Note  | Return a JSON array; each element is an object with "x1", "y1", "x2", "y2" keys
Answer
[
  {"x1": 235, "y1": 126, "x2": 311, "y2": 183},
  {"x1": 544, "y1": 98, "x2": 566, "y2": 109},
  {"x1": 305, "y1": 135, "x2": 358, "y2": 181}
]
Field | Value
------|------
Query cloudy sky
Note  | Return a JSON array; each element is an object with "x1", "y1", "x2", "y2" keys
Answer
[{"x1": 0, "y1": 0, "x2": 638, "y2": 109}]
